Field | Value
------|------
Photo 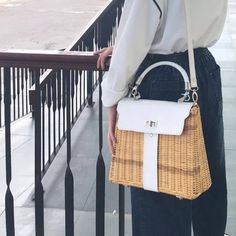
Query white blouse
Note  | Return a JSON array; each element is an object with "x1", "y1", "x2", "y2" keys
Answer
[{"x1": 101, "y1": 0, "x2": 227, "y2": 107}]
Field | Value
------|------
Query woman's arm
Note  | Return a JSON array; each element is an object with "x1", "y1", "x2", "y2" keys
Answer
[
  {"x1": 101, "y1": 0, "x2": 163, "y2": 108},
  {"x1": 98, "y1": 0, "x2": 163, "y2": 154},
  {"x1": 95, "y1": 47, "x2": 113, "y2": 70}
]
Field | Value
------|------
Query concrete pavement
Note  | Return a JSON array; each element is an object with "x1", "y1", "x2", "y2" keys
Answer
[{"x1": 0, "y1": 0, "x2": 108, "y2": 50}]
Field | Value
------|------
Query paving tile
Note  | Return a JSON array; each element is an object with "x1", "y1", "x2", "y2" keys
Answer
[
  {"x1": 222, "y1": 87, "x2": 236, "y2": 102},
  {"x1": 0, "y1": 207, "x2": 80, "y2": 236},
  {"x1": 0, "y1": 207, "x2": 4, "y2": 216},
  {"x1": 74, "y1": 211, "x2": 132, "y2": 236},
  {"x1": 223, "y1": 102, "x2": 236, "y2": 131},
  {"x1": 0, "y1": 133, "x2": 32, "y2": 159},
  {"x1": 0, "y1": 176, "x2": 34, "y2": 207},
  {"x1": 14, "y1": 184, "x2": 34, "y2": 207},
  {"x1": 221, "y1": 69, "x2": 236, "y2": 87},
  {"x1": 210, "y1": 48, "x2": 236, "y2": 63},
  {"x1": 0, "y1": 208, "x2": 132, "y2": 236},
  {"x1": 224, "y1": 130, "x2": 236, "y2": 150},
  {"x1": 0, "y1": 137, "x2": 34, "y2": 207},
  {"x1": 226, "y1": 216, "x2": 236, "y2": 236},
  {"x1": 22, "y1": 148, "x2": 98, "y2": 210},
  {"x1": 8, "y1": 114, "x2": 34, "y2": 136},
  {"x1": 215, "y1": 33, "x2": 233, "y2": 48},
  {"x1": 225, "y1": 150, "x2": 236, "y2": 235}
]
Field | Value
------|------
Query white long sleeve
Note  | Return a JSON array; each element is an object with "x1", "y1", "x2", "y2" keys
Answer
[
  {"x1": 101, "y1": 0, "x2": 227, "y2": 107},
  {"x1": 101, "y1": 0, "x2": 162, "y2": 107}
]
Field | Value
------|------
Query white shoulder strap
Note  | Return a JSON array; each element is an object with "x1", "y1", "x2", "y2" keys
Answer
[
  {"x1": 184, "y1": 0, "x2": 198, "y2": 89},
  {"x1": 133, "y1": 0, "x2": 198, "y2": 91}
]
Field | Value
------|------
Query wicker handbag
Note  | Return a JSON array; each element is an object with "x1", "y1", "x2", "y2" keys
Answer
[{"x1": 108, "y1": 0, "x2": 212, "y2": 200}]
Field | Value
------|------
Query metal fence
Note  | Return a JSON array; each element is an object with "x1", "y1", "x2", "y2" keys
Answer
[
  {"x1": 0, "y1": 67, "x2": 47, "y2": 127},
  {"x1": 0, "y1": 0, "x2": 125, "y2": 235}
]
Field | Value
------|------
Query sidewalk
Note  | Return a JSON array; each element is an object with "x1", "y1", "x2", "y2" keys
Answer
[
  {"x1": 0, "y1": 0, "x2": 236, "y2": 235},
  {"x1": 0, "y1": 0, "x2": 108, "y2": 50}
]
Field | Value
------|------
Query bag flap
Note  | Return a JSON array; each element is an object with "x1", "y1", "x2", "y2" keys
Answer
[{"x1": 117, "y1": 97, "x2": 194, "y2": 135}]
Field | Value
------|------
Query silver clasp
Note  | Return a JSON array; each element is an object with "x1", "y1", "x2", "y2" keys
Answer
[
  {"x1": 145, "y1": 121, "x2": 157, "y2": 137},
  {"x1": 178, "y1": 91, "x2": 190, "y2": 103},
  {"x1": 130, "y1": 85, "x2": 141, "y2": 100},
  {"x1": 145, "y1": 120, "x2": 158, "y2": 129},
  {"x1": 191, "y1": 88, "x2": 199, "y2": 105}
]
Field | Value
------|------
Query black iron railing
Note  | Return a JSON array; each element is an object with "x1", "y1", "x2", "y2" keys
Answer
[
  {"x1": 29, "y1": 0, "x2": 124, "y2": 180},
  {"x1": 0, "y1": 0, "x2": 125, "y2": 236},
  {"x1": 0, "y1": 66, "x2": 47, "y2": 127}
]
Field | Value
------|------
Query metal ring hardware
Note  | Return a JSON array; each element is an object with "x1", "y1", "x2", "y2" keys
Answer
[{"x1": 192, "y1": 89, "x2": 199, "y2": 104}]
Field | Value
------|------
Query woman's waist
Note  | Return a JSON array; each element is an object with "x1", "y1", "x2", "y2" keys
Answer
[{"x1": 146, "y1": 47, "x2": 213, "y2": 62}]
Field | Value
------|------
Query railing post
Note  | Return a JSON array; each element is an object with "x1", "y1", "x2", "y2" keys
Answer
[
  {"x1": 0, "y1": 68, "x2": 3, "y2": 127},
  {"x1": 30, "y1": 69, "x2": 37, "y2": 118},
  {"x1": 34, "y1": 69, "x2": 44, "y2": 236},
  {"x1": 4, "y1": 67, "x2": 15, "y2": 236},
  {"x1": 87, "y1": 70, "x2": 94, "y2": 107},
  {"x1": 119, "y1": 186, "x2": 125, "y2": 236},
  {"x1": 64, "y1": 69, "x2": 74, "y2": 236},
  {"x1": 96, "y1": 71, "x2": 105, "y2": 236},
  {"x1": 86, "y1": 37, "x2": 95, "y2": 108}
]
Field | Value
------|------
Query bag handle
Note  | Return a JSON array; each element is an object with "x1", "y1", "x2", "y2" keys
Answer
[
  {"x1": 129, "y1": 0, "x2": 198, "y2": 101},
  {"x1": 129, "y1": 61, "x2": 191, "y2": 100}
]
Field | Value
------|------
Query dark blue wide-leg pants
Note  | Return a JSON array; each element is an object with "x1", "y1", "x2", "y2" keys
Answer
[{"x1": 130, "y1": 48, "x2": 227, "y2": 236}]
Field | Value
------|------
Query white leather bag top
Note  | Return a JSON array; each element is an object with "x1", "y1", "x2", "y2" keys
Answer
[{"x1": 117, "y1": 97, "x2": 194, "y2": 135}]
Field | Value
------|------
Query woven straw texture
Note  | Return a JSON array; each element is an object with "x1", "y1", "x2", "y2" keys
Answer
[{"x1": 109, "y1": 106, "x2": 212, "y2": 200}]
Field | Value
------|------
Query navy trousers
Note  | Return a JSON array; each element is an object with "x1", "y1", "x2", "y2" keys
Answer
[{"x1": 130, "y1": 48, "x2": 227, "y2": 236}]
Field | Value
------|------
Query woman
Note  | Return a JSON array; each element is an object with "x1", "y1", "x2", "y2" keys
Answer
[{"x1": 96, "y1": 0, "x2": 228, "y2": 235}]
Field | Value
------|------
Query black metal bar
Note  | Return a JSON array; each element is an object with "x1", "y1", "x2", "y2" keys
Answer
[
  {"x1": 57, "y1": 70, "x2": 62, "y2": 145},
  {"x1": 0, "y1": 68, "x2": 2, "y2": 127},
  {"x1": 96, "y1": 71, "x2": 105, "y2": 236},
  {"x1": 86, "y1": 36, "x2": 94, "y2": 107},
  {"x1": 47, "y1": 80, "x2": 52, "y2": 162},
  {"x1": 4, "y1": 67, "x2": 15, "y2": 236},
  {"x1": 16, "y1": 68, "x2": 20, "y2": 119},
  {"x1": 79, "y1": 71, "x2": 82, "y2": 112},
  {"x1": 70, "y1": 70, "x2": 75, "y2": 122},
  {"x1": 21, "y1": 68, "x2": 25, "y2": 116},
  {"x1": 75, "y1": 70, "x2": 79, "y2": 117},
  {"x1": 52, "y1": 74, "x2": 57, "y2": 154},
  {"x1": 82, "y1": 58, "x2": 86, "y2": 106},
  {"x1": 41, "y1": 86, "x2": 46, "y2": 174},
  {"x1": 30, "y1": 70, "x2": 36, "y2": 117},
  {"x1": 64, "y1": 69, "x2": 74, "y2": 236},
  {"x1": 87, "y1": 70, "x2": 94, "y2": 107},
  {"x1": 25, "y1": 68, "x2": 29, "y2": 114},
  {"x1": 34, "y1": 69, "x2": 44, "y2": 236},
  {"x1": 62, "y1": 72, "x2": 66, "y2": 138},
  {"x1": 119, "y1": 185, "x2": 125, "y2": 236},
  {"x1": 12, "y1": 68, "x2": 16, "y2": 121}
]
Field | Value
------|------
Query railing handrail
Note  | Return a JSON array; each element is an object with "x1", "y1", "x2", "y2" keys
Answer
[
  {"x1": 0, "y1": 50, "x2": 110, "y2": 91},
  {"x1": 0, "y1": 50, "x2": 101, "y2": 70}
]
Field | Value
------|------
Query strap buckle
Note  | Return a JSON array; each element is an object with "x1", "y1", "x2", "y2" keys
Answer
[{"x1": 128, "y1": 84, "x2": 141, "y2": 100}]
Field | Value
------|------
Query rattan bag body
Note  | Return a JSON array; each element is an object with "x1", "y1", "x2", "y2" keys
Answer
[
  {"x1": 109, "y1": 104, "x2": 212, "y2": 200},
  {"x1": 108, "y1": 60, "x2": 212, "y2": 200}
]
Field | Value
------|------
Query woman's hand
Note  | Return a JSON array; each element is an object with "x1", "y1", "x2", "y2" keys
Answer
[
  {"x1": 107, "y1": 105, "x2": 117, "y2": 155},
  {"x1": 94, "y1": 47, "x2": 113, "y2": 70},
  {"x1": 95, "y1": 47, "x2": 116, "y2": 154}
]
